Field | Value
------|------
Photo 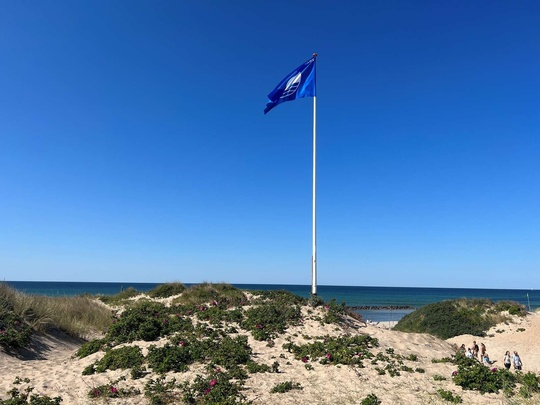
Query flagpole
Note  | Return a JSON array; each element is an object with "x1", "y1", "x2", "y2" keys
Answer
[{"x1": 311, "y1": 53, "x2": 318, "y2": 296}]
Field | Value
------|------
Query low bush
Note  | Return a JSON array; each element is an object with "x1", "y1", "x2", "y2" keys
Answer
[
  {"x1": 147, "y1": 343, "x2": 193, "y2": 373},
  {"x1": 286, "y1": 334, "x2": 378, "y2": 366},
  {"x1": 0, "y1": 301, "x2": 32, "y2": 349},
  {"x1": 98, "y1": 287, "x2": 140, "y2": 305},
  {"x1": 361, "y1": 393, "x2": 381, "y2": 405},
  {"x1": 437, "y1": 389, "x2": 462, "y2": 403},
  {"x1": 88, "y1": 377, "x2": 140, "y2": 400},
  {"x1": 242, "y1": 303, "x2": 302, "y2": 340},
  {"x1": 144, "y1": 376, "x2": 180, "y2": 405},
  {"x1": 270, "y1": 381, "x2": 303, "y2": 394},
  {"x1": 394, "y1": 299, "x2": 512, "y2": 339},
  {"x1": 451, "y1": 355, "x2": 516, "y2": 394},
  {"x1": 147, "y1": 283, "x2": 186, "y2": 298},
  {"x1": 173, "y1": 283, "x2": 247, "y2": 308},
  {"x1": 106, "y1": 301, "x2": 171, "y2": 344},
  {"x1": 93, "y1": 346, "x2": 144, "y2": 373},
  {"x1": 181, "y1": 371, "x2": 248, "y2": 404}
]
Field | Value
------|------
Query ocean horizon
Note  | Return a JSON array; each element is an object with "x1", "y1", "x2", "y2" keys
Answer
[{"x1": 4, "y1": 280, "x2": 538, "y2": 323}]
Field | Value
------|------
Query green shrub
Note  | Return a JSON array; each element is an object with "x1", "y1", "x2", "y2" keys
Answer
[
  {"x1": 147, "y1": 343, "x2": 193, "y2": 373},
  {"x1": 287, "y1": 334, "x2": 378, "y2": 366},
  {"x1": 361, "y1": 393, "x2": 381, "y2": 405},
  {"x1": 94, "y1": 346, "x2": 144, "y2": 373},
  {"x1": 181, "y1": 371, "x2": 248, "y2": 404},
  {"x1": 243, "y1": 304, "x2": 302, "y2": 340},
  {"x1": 321, "y1": 299, "x2": 347, "y2": 324},
  {"x1": 0, "y1": 302, "x2": 32, "y2": 349},
  {"x1": 437, "y1": 389, "x2": 462, "y2": 403},
  {"x1": 270, "y1": 381, "x2": 303, "y2": 393},
  {"x1": 208, "y1": 335, "x2": 252, "y2": 369},
  {"x1": 452, "y1": 355, "x2": 516, "y2": 394},
  {"x1": 518, "y1": 372, "x2": 540, "y2": 398},
  {"x1": 106, "y1": 301, "x2": 171, "y2": 344},
  {"x1": 147, "y1": 283, "x2": 186, "y2": 298},
  {"x1": 173, "y1": 283, "x2": 247, "y2": 308},
  {"x1": 98, "y1": 287, "x2": 140, "y2": 305},
  {"x1": 249, "y1": 290, "x2": 307, "y2": 307},
  {"x1": 494, "y1": 301, "x2": 527, "y2": 316},
  {"x1": 144, "y1": 376, "x2": 180, "y2": 405},
  {"x1": 75, "y1": 339, "x2": 106, "y2": 358},
  {"x1": 88, "y1": 377, "x2": 140, "y2": 400},
  {"x1": 394, "y1": 299, "x2": 507, "y2": 339},
  {"x1": 246, "y1": 361, "x2": 271, "y2": 373}
]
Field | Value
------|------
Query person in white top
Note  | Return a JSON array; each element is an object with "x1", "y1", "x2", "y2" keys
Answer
[
  {"x1": 513, "y1": 351, "x2": 522, "y2": 371},
  {"x1": 503, "y1": 351, "x2": 512, "y2": 370}
]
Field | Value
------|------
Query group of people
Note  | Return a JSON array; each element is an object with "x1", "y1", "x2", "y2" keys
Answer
[{"x1": 459, "y1": 341, "x2": 523, "y2": 371}]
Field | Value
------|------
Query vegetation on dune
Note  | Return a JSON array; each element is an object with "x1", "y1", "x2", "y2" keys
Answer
[
  {"x1": 98, "y1": 287, "x2": 140, "y2": 305},
  {"x1": 0, "y1": 283, "x2": 113, "y2": 349},
  {"x1": 393, "y1": 298, "x2": 526, "y2": 339},
  {"x1": 4, "y1": 282, "x2": 540, "y2": 404},
  {"x1": 172, "y1": 282, "x2": 248, "y2": 308},
  {"x1": 147, "y1": 282, "x2": 186, "y2": 298}
]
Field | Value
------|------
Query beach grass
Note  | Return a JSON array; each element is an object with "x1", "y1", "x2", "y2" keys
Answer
[{"x1": 0, "y1": 282, "x2": 112, "y2": 341}]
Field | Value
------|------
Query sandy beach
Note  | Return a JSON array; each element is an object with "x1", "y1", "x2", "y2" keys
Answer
[{"x1": 1, "y1": 296, "x2": 538, "y2": 405}]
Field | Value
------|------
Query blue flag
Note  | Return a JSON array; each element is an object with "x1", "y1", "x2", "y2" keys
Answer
[{"x1": 264, "y1": 56, "x2": 316, "y2": 114}]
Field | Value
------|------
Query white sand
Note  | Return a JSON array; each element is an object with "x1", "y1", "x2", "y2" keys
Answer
[{"x1": 1, "y1": 304, "x2": 538, "y2": 404}]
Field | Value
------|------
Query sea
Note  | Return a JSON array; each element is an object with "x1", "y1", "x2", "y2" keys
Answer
[{"x1": 4, "y1": 281, "x2": 538, "y2": 323}]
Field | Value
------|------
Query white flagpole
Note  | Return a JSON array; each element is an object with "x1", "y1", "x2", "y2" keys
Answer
[{"x1": 311, "y1": 53, "x2": 318, "y2": 296}]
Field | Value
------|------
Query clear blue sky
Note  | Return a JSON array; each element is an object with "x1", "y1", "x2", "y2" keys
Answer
[{"x1": 1, "y1": 1, "x2": 539, "y2": 288}]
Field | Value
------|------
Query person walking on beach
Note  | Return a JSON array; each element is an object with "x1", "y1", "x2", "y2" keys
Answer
[
  {"x1": 466, "y1": 348, "x2": 474, "y2": 359},
  {"x1": 513, "y1": 351, "x2": 523, "y2": 371},
  {"x1": 503, "y1": 351, "x2": 512, "y2": 370}
]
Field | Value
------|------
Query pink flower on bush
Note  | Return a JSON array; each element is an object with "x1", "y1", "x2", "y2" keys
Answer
[
  {"x1": 203, "y1": 388, "x2": 211, "y2": 395},
  {"x1": 215, "y1": 367, "x2": 221, "y2": 373},
  {"x1": 110, "y1": 386, "x2": 118, "y2": 395},
  {"x1": 211, "y1": 300, "x2": 217, "y2": 306},
  {"x1": 256, "y1": 324, "x2": 263, "y2": 329},
  {"x1": 179, "y1": 340, "x2": 185, "y2": 346},
  {"x1": 324, "y1": 306, "x2": 329, "y2": 310},
  {"x1": 93, "y1": 389, "x2": 99, "y2": 397},
  {"x1": 326, "y1": 353, "x2": 332, "y2": 360},
  {"x1": 210, "y1": 379, "x2": 217, "y2": 387},
  {"x1": 163, "y1": 318, "x2": 168, "y2": 324},
  {"x1": 491, "y1": 368, "x2": 497, "y2": 372},
  {"x1": 301, "y1": 356, "x2": 308, "y2": 363},
  {"x1": 452, "y1": 371, "x2": 458, "y2": 376}
]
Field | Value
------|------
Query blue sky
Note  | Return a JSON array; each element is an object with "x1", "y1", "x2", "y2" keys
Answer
[{"x1": 1, "y1": 1, "x2": 539, "y2": 288}]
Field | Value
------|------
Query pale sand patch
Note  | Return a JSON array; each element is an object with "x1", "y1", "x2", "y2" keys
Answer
[{"x1": 1, "y1": 306, "x2": 538, "y2": 404}]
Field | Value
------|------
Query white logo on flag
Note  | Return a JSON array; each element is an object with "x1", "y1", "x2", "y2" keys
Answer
[{"x1": 281, "y1": 72, "x2": 301, "y2": 98}]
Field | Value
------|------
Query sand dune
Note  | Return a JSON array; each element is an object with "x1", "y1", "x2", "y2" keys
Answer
[{"x1": 1, "y1": 303, "x2": 538, "y2": 404}]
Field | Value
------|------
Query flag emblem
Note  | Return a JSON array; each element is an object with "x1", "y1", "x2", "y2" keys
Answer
[{"x1": 264, "y1": 57, "x2": 316, "y2": 114}]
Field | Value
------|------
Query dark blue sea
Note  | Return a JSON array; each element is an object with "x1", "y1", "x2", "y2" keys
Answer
[{"x1": 4, "y1": 281, "x2": 538, "y2": 323}]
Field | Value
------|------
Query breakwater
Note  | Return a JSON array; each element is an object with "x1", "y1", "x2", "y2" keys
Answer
[{"x1": 347, "y1": 305, "x2": 415, "y2": 311}]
